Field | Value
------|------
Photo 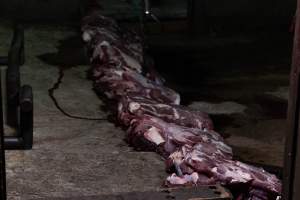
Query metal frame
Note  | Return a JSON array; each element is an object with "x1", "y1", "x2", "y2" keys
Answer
[
  {"x1": 283, "y1": 0, "x2": 300, "y2": 199},
  {"x1": 0, "y1": 24, "x2": 33, "y2": 150}
]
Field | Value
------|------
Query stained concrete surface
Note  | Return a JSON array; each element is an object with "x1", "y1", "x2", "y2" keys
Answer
[
  {"x1": 188, "y1": 101, "x2": 247, "y2": 115},
  {"x1": 0, "y1": 23, "x2": 166, "y2": 199},
  {"x1": 0, "y1": 20, "x2": 291, "y2": 199}
]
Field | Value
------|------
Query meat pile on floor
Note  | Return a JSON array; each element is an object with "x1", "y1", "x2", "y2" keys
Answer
[{"x1": 81, "y1": 11, "x2": 282, "y2": 200}]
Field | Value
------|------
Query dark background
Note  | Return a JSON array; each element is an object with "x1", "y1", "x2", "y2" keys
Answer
[{"x1": 0, "y1": 0, "x2": 296, "y2": 30}]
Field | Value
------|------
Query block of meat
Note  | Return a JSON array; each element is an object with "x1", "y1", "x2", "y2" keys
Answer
[
  {"x1": 90, "y1": 39, "x2": 143, "y2": 74},
  {"x1": 82, "y1": 11, "x2": 143, "y2": 64},
  {"x1": 92, "y1": 65, "x2": 180, "y2": 104},
  {"x1": 82, "y1": 12, "x2": 165, "y2": 85},
  {"x1": 166, "y1": 144, "x2": 281, "y2": 200},
  {"x1": 126, "y1": 115, "x2": 231, "y2": 157},
  {"x1": 118, "y1": 94, "x2": 213, "y2": 130}
]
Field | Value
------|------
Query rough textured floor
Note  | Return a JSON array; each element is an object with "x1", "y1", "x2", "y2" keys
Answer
[
  {"x1": 0, "y1": 21, "x2": 291, "y2": 199},
  {"x1": 1, "y1": 23, "x2": 166, "y2": 200}
]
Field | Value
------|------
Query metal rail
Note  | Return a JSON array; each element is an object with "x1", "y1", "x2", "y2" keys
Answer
[
  {"x1": 6, "y1": 24, "x2": 25, "y2": 127},
  {"x1": 0, "y1": 24, "x2": 33, "y2": 150}
]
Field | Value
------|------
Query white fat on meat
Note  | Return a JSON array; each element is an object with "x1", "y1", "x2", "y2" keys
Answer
[
  {"x1": 172, "y1": 108, "x2": 180, "y2": 120},
  {"x1": 213, "y1": 164, "x2": 252, "y2": 184},
  {"x1": 195, "y1": 119, "x2": 203, "y2": 129},
  {"x1": 129, "y1": 102, "x2": 141, "y2": 113},
  {"x1": 118, "y1": 103, "x2": 123, "y2": 113},
  {"x1": 144, "y1": 127, "x2": 165, "y2": 145},
  {"x1": 169, "y1": 151, "x2": 184, "y2": 165},
  {"x1": 82, "y1": 31, "x2": 92, "y2": 42},
  {"x1": 174, "y1": 95, "x2": 181, "y2": 105},
  {"x1": 114, "y1": 70, "x2": 124, "y2": 77}
]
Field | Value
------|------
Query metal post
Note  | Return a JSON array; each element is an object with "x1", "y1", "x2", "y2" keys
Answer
[
  {"x1": 3, "y1": 85, "x2": 33, "y2": 150},
  {"x1": 6, "y1": 24, "x2": 24, "y2": 127},
  {"x1": 283, "y1": 0, "x2": 300, "y2": 199},
  {"x1": 0, "y1": 75, "x2": 7, "y2": 200}
]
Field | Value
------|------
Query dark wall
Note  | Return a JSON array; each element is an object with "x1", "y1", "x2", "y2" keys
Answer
[
  {"x1": 0, "y1": 0, "x2": 83, "y2": 22},
  {"x1": 0, "y1": 0, "x2": 296, "y2": 29},
  {"x1": 190, "y1": 0, "x2": 296, "y2": 33}
]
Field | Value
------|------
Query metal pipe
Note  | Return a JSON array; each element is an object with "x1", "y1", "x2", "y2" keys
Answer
[
  {"x1": 144, "y1": 0, "x2": 150, "y2": 15},
  {"x1": 19, "y1": 85, "x2": 33, "y2": 150},
  {"x1": 143, "y1": 0, "x2": 160, "y2": 23},
  {"x1": 20, "y1": 85, "x2": 33, "y2": 113},
  {"x1": 4, "y1": 85, "x2": 33, "y2": 150},
  {"x1": 0, "y1": 24, "x2": 33, "y2": 151},
  {"x1": 6, "y1": 24, "x2": 24, "y2": 127}
]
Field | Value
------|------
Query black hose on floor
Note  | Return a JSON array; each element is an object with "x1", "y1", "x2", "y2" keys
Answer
[{"x1": 48, "y1": 67, "x2": 107, "y2": 121}]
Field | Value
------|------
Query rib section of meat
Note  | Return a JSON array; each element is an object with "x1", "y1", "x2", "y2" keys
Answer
[
  {"x1": 118, "y1": 94, "x2": 213, "y2": 130},
  {"x1": 82, "y1": 11, "x2": 282, "y2": 200},
  {"x1": 166, "y1": 144, "x2": 281, "y2": 199},
  {"x1": 126, "y1": 115, "x2": 229, "y2": 157}
]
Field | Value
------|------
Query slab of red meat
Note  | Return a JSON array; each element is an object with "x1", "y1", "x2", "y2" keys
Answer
[
  {"x1": 166, "y1": 144, "x2": 281, "y2": 200},
  {"x1": 118, "y1": 93, "x2": 213, "y2": 130},
  {"x1": 92, "y1": 64, "x2": 180, "y2": 104},
  {"x1": 82, "y1": 12, "x2": 166, "y2": 85},
  {"x1": 82, "y1": 11, "x2": 143, "y2": 66},
  {"x1": 125, "y1": 113, "x2": 280, "y2": 199},
  {"x1": 126, "y1": 115, "x2": 231, "y2": 157}
]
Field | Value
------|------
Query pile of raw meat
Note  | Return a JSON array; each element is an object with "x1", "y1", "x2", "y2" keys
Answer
[{"x1": 81, "y1": 11, "x2": 282, "y2": 200}]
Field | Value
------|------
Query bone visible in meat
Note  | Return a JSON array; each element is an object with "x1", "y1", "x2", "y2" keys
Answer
[{"x1": 118, "y1": 94, "x2": 213, "y2": 130}]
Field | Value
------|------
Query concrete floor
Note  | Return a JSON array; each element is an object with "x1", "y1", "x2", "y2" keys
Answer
[
  {"x1": 0, "y1": 21, "x2": 291, "y2": 199},
  {"x1": 1, "y1": 23, "x2": 166, "y2": 200}
]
